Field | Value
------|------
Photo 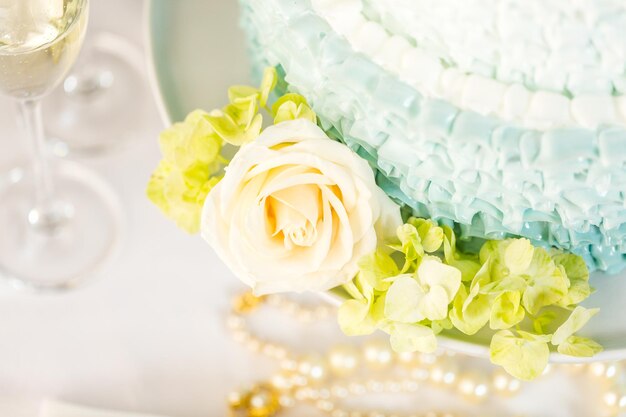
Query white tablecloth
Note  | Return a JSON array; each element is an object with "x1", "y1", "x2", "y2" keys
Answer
[{"x1": 0, "y1": 1, "x2": 612, "y2": 417}]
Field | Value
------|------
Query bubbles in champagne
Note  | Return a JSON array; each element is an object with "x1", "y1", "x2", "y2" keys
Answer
[{"x1": 0, "y1": 0, "x2": 87, "y2": 99}]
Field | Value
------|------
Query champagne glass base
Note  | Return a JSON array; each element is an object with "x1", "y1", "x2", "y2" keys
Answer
[
  {"x1": 43, "y1": 32, "x2": 146, "y2": 157},
  {"x1": 0, "y1": 160, "x2": 122, "y2": 291}
]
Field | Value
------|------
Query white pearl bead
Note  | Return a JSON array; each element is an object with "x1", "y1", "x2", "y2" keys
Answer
[
  {"x1": 278, "y1": 395, "x2": 296, "y2": 408},
  {"x1": 247, "y1": 339, "x2": 261, "y2": 352},
  {"x1": 457, "y1": 376, "x2": 476, "y2": 397},
  {"x1": 348, "y1": 382, "x2": 367, "y2": 395},
  {"x1": 278, "y1": 394, "x2": 294, "y2": 407},
  {"x1": 565, "y1": 363, "x2": 587, "y2": 374},
  {"x1": 605, "y1": 363, "x2": 621, "y2": 380},
  {"x1": 363, "y1": 339, "x2": 394, "y2": 369},
  {"x1": 331, "y1": 410, "x2": 349, "y2": 417},
  {"x1": 590, "y1": 362, "x2": 608, "y2": 377},
  {"x1": 430, "y1": 361, "x2": 458, "y2": 387},
  {"x1": 270, "y1": 372, "x2": 293, "y2": 391},
  {"x1": 329, "y1": 345, "x2": 360, "y2": 376},
  {"x1": 280, "y1": 358, "x2": 298, "y2": 372},
  {"x1": 401, "y1": 379, "x2": 419, "y2": 392},
  {"x1": 410, "y1": 367, "x2": 430, "y2": 381},
  {"x1": 457, "y1": 372, "x2": 489, "y2": 403},
  {"x1": 366, "y1": 379, "x2": 384, "y2": 392},
  {"x1": 492, "y1": 369, "x2": 521, "y2": 396},
  {"x1": 226, "y1": 315, "x2": 244, "y2": 329},
  {"x1": 290, "y1": 374, "x2": 309, "y2": 387},
  {"x1": 316, "y1": 399, "x2": 334, "y2": 412},
  {"x1": 419, "y1": 354, "x2": 438, "y2": 367},
  {"x1": 294, "y1": 388, "x2": 309, "y2": 401},
  {"x1": 299, "y1": 355, "x2": 328, "y2": 382},
  {"x1": 397, "y1": 351, "x2": 416, "y2": 364},
  {"x1": 604, "y1": 390, "x2": 619, "y2": 408},
  {"x1": 331, "y1": 384, "x2": 349, "y2": 398}
]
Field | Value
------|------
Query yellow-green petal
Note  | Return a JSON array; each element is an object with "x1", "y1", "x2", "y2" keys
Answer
[
  {"x1": 552, "y1": 252, "x2": 592, "y2": 307},
  {"x1": 490, "y1": 330, "x2": 550, "y2": 381},
  {"x1": 489, "y1": 291, "x2": 525, "y2": 330},
  {"x1": 388, "y1": 322, "x2": 437, "y2": 353},
  {"x1": 384, "y1": 275, "x2": 425, "y2": 323},
  {"x1": 557, "y1": 336, "x2": 603, "y2": 357},
  {"x1": 259, "y1": 66, "x2": 278, "y2": 108},
  {"x1": 504, "y1": 238, "x2": 534, "y2": 275},
  {"x1": 416, "y1": 220, "x2": 444, "y2": 253},
  {"x1": 338, "y1": 299, "x2": 377, "y2": 336},
  {"x1": 357, "y1": 250, "x2": 399, "y2": 292},
  {"x1": 552, "y1": 306, "x2": 599, "y2": 345},
  {"x1": 271, "y1": 93, "x2": 316, "y2": 124},
  {"x1": 417, "y1": 257, "x2": 462, "y2": 301},
  {"x1": 450, "y1": 284, "x2": 491, "y2": 335},
  {"x1": 522, "y1": 248, "x2": 569, "y2": 315}
]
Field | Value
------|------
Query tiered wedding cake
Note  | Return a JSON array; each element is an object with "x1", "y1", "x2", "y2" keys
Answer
[{"x1": 238, "y1": 0, "x2": 626, "y2": 274}]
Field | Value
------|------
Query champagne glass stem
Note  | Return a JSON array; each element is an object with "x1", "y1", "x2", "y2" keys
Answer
[{"x1": 19, "y1": 99, "x2": 70, "y2": 233}]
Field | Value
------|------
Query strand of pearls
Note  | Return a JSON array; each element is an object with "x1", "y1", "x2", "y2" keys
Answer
[{"x1": 226, "y1": 292, "x2": 626, "y2": 417}]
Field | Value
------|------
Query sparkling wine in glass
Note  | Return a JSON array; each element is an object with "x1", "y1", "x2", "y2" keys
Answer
[{"x1": 0, "y1": 0, "x2": 122, "y2": 291}]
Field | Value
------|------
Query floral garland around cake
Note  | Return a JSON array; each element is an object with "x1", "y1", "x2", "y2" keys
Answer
[{"x1": 147, "y1": 67, "x2": 602, "y2": 381}]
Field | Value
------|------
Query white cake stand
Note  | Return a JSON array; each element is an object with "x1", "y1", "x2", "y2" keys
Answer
[{"x1": 145, "y1": 0, "x2": 626, "y2": 363}]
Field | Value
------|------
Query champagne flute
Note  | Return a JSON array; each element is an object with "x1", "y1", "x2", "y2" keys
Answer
[{"x1": 0, "y1": 0, "x2": 122, "y2": 290}]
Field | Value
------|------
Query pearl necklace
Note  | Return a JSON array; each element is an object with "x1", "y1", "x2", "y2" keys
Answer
[{"x1": 225, "y1": 292, "x2": 626, "y2": 417}]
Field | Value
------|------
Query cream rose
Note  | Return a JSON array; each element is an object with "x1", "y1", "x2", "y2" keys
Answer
[{"x1": 201, "y1": 119, "x2": 402, "y2": 295}]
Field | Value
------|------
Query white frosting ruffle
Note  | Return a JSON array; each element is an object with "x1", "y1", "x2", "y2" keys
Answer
[
  {"x1": 311, "y1": 0, "x2": 626, "y2": 131},
  {"x1": 361, "y1": 0, "x2": 626, "y2": 96}
]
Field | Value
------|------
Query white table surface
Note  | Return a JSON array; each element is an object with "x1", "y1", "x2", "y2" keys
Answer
[{"x1": 0, "y1": 1, "x2": 615, "y2": 417}]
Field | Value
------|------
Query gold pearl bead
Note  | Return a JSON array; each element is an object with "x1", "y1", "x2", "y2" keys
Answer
[
  {"x1": 329, "y1": 345, "x2": 360, "y2": 376},
  {"x1": 363, "y1": 339, "x2": 394, "y2": 369},
  {"x1": 232, "y1": 293, "x2": 264, "y2": 314},
  {"x1": 248, "y1": 386, "x2": 280, "y2": 417},
  {"x1": 227, "y1": 390, "x2": 247, "y2": 408}
]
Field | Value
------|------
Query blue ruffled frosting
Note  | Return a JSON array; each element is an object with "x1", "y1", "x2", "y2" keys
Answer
[{"x1": 238, "y1": 0, "x2": 626, "y2": 273}]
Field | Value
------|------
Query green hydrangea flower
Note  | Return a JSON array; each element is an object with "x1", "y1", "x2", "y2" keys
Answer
[
  {"x1": 338, "y1": 217, "x2": 602, "y2": 380},
  {"x1": 147, "y1": 110, "x2": 225, "y2": 233},
  {"x1": 271, "y1": 93, "x2": 317, "y2": 124},
  {"x1": 147, "y1": 67, "x2": 281, "y2": 232}
]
